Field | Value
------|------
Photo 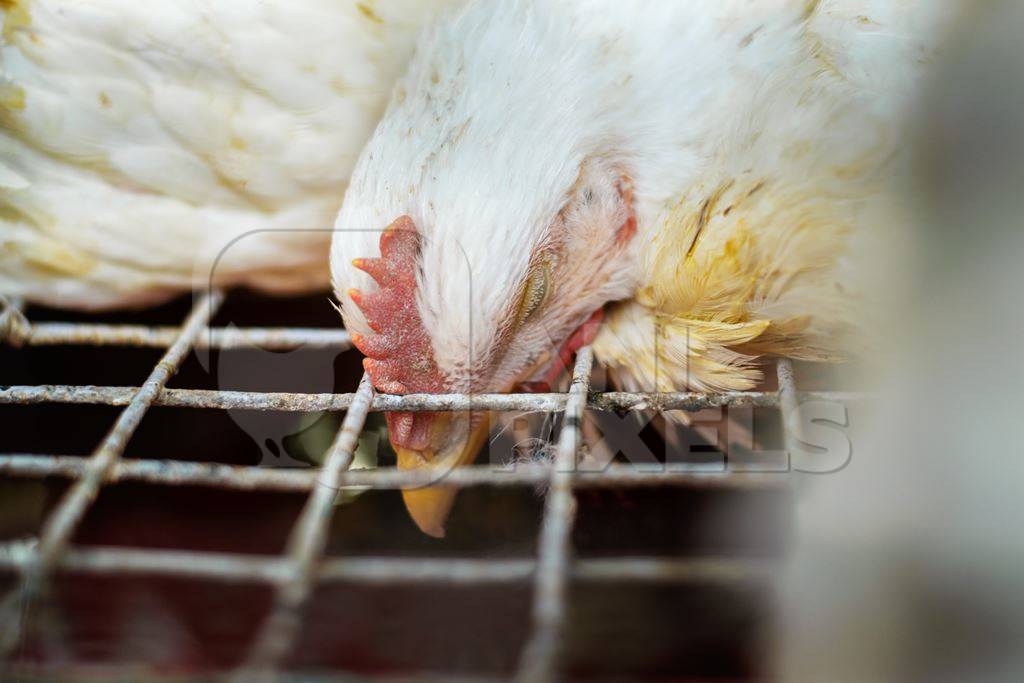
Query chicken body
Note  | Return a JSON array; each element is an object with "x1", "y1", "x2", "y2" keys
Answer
[{"x1": 0, "y1": 0, "x2": 460, "y2": 308}]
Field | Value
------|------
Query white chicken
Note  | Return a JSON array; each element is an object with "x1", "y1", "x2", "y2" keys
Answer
[
  {"x1": 330, "y1": 0, "x2": 965, "y2": 535},
  {"x1": 0, "y1": 0, "x2": 460, "y2": 308}
]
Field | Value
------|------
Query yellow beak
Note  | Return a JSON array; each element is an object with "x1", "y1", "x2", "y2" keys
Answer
[{"x1": 394, "y1": 413, "x2": 492, "y2": 538}]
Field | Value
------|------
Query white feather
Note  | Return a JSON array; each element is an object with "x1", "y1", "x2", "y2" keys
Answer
[{"x1": 0, "y1": 0, "x2": 461, "y2": 308}]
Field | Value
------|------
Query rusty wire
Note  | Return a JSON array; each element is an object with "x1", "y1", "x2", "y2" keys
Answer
[
  {"x1": 0, "y1": 383, "x2": 862, "y2": 412},
  {"x1": 5, "y1": 319, "x2": 351, "y2": 350},
  {"x1": 0, "y1": 540, "x2": 773, "y2": 587},
  {"x1": 0, "y1": 454, "x2": 786, "y2": 492},
  {"x1": 238, "y1": 374, "x2": 376, "y2": 676},
  {"x1": 0, "y1": 290, "x2": 225, "y2": 658},
  {"x1": 0, "y1": 290, "x2": 837, "y2": 679},
  {"x1": 514, "y1": 347, "x2": 593, "y2": 683}
]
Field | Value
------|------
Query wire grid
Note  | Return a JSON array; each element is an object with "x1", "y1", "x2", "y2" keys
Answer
[{"x1": 0, "y1": 291, "x2": 840, "y2": 680}]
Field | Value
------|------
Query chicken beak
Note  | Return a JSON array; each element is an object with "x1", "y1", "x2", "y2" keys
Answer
[{"x1": 393, "y1": 412, "x2": 491, "y2": 538}]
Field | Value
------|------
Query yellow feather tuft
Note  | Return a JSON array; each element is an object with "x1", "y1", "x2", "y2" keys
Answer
[{"x1": 598, "y1": 171, "x2": 866, "y2": 392}]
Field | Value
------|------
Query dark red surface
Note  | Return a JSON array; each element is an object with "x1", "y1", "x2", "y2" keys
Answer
[{"x1": 15, "y1": 576, "x2": 274, "y2": 671}]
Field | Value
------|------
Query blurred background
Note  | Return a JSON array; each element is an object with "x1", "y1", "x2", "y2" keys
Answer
[{"x1": 777, "y1": 1, "x2": 1024, "y2": 680}]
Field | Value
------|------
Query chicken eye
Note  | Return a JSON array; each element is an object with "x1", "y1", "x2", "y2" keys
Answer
[{"x1": 514, "y1": 258, "x2": 551, "y2": 328}]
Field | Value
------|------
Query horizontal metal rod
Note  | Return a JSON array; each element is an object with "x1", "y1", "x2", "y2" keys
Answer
[
  {"x1": 6, "y1": 322, "x2": 351, "y2": 350},
  {"x1": 317, "y1": 557, "x2": 535, "y2": 585},
  {"x1": 574, "y1": 556, "x2": 777, "y2": 583},
  {"x1": 0, "y1": 455, "x2": 787, "y2": 491},
  {"x1": 0, "y1": 384, "x2": 866, "y2": 413},
  {"x1": 0, "y1": 454, "x2": 315, "y2": 491},
  {"x1": 0, "y1": 542, "x2": 773, "y2": 586},
  {"x1": 0, "y1": 540, "x2": 290, "y2": 583}
]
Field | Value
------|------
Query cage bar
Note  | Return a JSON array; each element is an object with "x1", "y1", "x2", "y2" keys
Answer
[
  {"x1": 9, "y1": 321, "x2": 351, "y2": 350},
  {"x1": 0, "y1": 454, "x2": 785, "y2": 492},
  {"x1": 775, "y1": 358, "x2": 801, "y2": 461},
  {"x1": 0, "y1": 290, "x2": 849, "y2": 679},
  {"x1": 239, "y1": 374, "x2": 376, "y2": 676},
  {"x1": 514, "y1": 347, "x2": 593, "y2": 683},
  {"x1": 0, "y1": 291, "x2": 224, "y2": 657},
  {"x1": 0, "y1": 541, "x2": 773, "y2": 587},
  {"x1": 0, "y1": 384, "x2": 864, "y2": 412}
]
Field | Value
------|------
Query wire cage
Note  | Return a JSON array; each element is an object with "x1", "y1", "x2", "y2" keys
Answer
[{"x1": 0, "y1": 289, "x2": 859, "y2": 682}]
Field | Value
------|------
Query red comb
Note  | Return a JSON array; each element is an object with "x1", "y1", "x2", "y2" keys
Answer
[{"x1": 349, "y1": 216, "x2": 444, "y2": 450}]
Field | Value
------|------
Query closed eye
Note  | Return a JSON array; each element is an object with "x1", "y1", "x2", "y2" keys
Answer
[{"x1": 514, "y1": 257, "x2": 551, "y2": 328}]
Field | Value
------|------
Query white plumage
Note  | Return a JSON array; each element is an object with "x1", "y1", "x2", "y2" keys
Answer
[{"x1": 0, "y1": 0, "x2": 459, "y2": 308}]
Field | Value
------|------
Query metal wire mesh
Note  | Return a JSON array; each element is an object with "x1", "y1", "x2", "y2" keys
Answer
[{"x1": 0, "y1": 290, "x2": 849, "y2": 680}]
